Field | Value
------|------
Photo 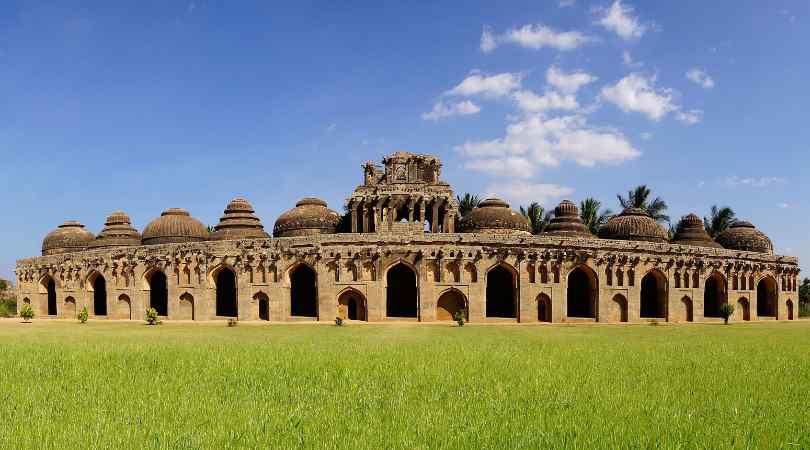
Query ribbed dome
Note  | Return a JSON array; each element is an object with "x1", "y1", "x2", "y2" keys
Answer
[
  {"x1": 142, "y1": 208, "x2": 209, "y2": 245},
  {"x1": 210, "y1": 197, "x2": 270, "y2": 241},
  {"x1": 42, "y1": 221, "x2": 95, "y2": 256},
  {"x1": 543, "y1": 200, "x2": 593, "y2": 238},
  {"x1": 598, "y1": 208, "x2": 668, "y2": 243},
  {"x1": 459, "y1": 198, "x2": 531, "y2": 235},
  {"x1": 273, "y1": 198, "x2": 341, "y2": 238},
  {"x1": 716, "y1": 221, "x2": 773, "y2": 254},
  {"x1": 671, "y1": 213, "x2": 722, "y2": 249},
  {"x1": 88, "y1": 210, "x2": 141, "y2": 249}
]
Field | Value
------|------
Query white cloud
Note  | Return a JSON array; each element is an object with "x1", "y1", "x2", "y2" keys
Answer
[
  {"x1": 675, "y1": 109, "x2": 703, "y2": 125},
  {"x1": 686, "y1": 68, "x2": 715, "y2": 89},
  {"x1": 724, "y1": 176, "x2": 785, "y2": 188},
  {"x1": 546, "y1": 66, "x2": 598, "y2": 94},
  {"x1": 421, "y1": 100, "x2": 481, "y2": 121},
  {"x1": 558, "y1": 0, "x2": 576, "y2": 7},
  {"x1": 486, "y1": 181, "x2": 574, "y2": 206},
  {"x1": 513, "y1": 90, "x2": 578, "y2": 114},
  {"x1": 596, "y1": 0, "x2": 648, "y2": 40},
  {"x1": 457, "y1": 113, "x2": 641, "y2": 178},
  {"x1": 600, "y1": 73, "x2": 678, "y2": 121},
  {"x1": 622, "y1": 50, "x2": 643, "y2": 68},
  {"x1": 446, "y1": 71, "x2": 523, "y2": 98},
  {"x1": 480, "y1": 24, "x2": 592, "y2": 53}
]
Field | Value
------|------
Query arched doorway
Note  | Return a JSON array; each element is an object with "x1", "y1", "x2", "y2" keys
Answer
[
  {"x1": 681, "y1": 296, "x2": 693, "y2": 322},
  {"x1": 737, "y1": 298, "x2": 750, "y2": 321},
  {"x1": 567, "y1": 267, "x2": 598, "y2": 319},
  {"x1": 640, "y1": 270, "x2": 667, "y2": 319},
  {"x1": 486, "y1": 265, "x2": 516, "y2": 318},
  {"x1": 386, "y1": 263, "x2": 417, "y2": 318},
  {"x1": 537, "y1": 294, "x2": 552, "y2": 322},
  {"x1": 43, "y1": 276, "x2": 57, "y2": 316},
  {"x1": 290, "y1": 265, "x2": 318, "y2": 318},
  {"x1": 215, "y1": 267, "x2": 238, "y2": 317},
  {"x1": 611, "y1": 294, "x2": 628, "y2": 323},
  {"x1": 64, "y1": 296, "x2": 76, "y2": 319},
  {"x1": 787, "y1": 300, "x2": 794, "y2": 320},
  {"x1": 117, "y1": 294, "x2": 132, "y2": 320},
  {"x1": 757, "y1": 277, "x2": 777, "y2": 318},
  {"x1": 91, "y1": 274, "x2": 107, "y2": 316},
  {"x1": 178, "y1": 293, "x2": 194, "y2": 320},
  {"x1": 437, "y1": 290, "x2": 466, "y2": 321},
  {"x1": 704, "y1": 272, "x2": 727, "y2": 318},
  {"x1": 148, "y1": 270, "x2": 168, "y2": 316},
  {"x1": 255, "y1": 292, "x2": 270, "y2": 321},
  {"x1": 338, "y1": 289, "x2": 367, "y2": 321}
]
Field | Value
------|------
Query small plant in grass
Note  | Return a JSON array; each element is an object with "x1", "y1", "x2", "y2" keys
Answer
[
  {"x1": 145, "y1": 308, "x2": 160, "y2": 325},
  {"x1": 649, "y1": 319, "x2": 659, "y2": 326},
  {"x1": 719, "y1": 303, "x2": 735, "y2": 325},
  {"x1": 453, "y1": 310, "x2": 466, "y2": 327},
  {"x1": 77, "y1": 306, "x2": 88, "y2": 324},
  {"x1": 334, "y1": 316, "x2": 344, "y2": 326},
  {"x1": 227, "y1": 318, "x2": 238, "y2": 327},
  {"x1": 19, "y1": 304, "x2": 34, "y2": 323}
]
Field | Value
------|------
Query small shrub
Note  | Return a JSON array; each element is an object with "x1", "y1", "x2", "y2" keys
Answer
[
  {"x1": 719, "y1": 303, "x2": 735, "y2": 325},
  {"x1": 227, "y1": 318, "x2": 238, "y2": 327},
  {"x1": 78, "y1": 306, "x2": 88, "y2": 324},
  {"x1": 453, "y1": 310, "x2": 466, "y2": 327},
  {"x1": 649, "y1": 319, "x2": 659, "y2": 326},
  {"x1": 0, "y1": 297, "x2": 17, "y2": 318},
  {"x1": 19, "y1": 304, "x2": 34, "y2": 323},
  {"x1": 145, "y1": 308, "x2": 160, "y2": 325},
  {"x1": 334, "y1": 316, "x2": 344, "y2": 326}
]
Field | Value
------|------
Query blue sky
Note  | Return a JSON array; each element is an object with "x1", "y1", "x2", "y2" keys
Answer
[{"x1": 1, "y1": 0, "x2": 808, "y2": 280}]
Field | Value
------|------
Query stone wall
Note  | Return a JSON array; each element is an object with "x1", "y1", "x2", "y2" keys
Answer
[{"x1": 14, "y1": 233, "x2": 801, "y2": 323}]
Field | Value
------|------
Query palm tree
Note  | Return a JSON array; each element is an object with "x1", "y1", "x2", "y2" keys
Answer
[
  {"x1": 579, "y1": 198, "x2": 613, "y2": 235},
  {"x1": 703, "y1": 205, "x2": 736, "y2": 238},
  {"x1": 617, "y1": 185, "x2": 670, "y2": 224},
  {"x1": 520, "y1": 202, "x2": 553, "y2": 235},
  {"x1": 457, "y1": 193, "x2": 480, "y2": 217}
]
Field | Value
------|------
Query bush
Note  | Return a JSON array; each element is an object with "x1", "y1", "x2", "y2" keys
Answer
[
  {"x1": 334, "y1": 316, "x2": 344, "y2": 326},
  {"x1": 19, "y1": 304, "x2": 34, "y2": 322},
  {"x1": 801, "y1": 302, "x2": 810, "y2": 318},
  {"x1": 0, "y1": 297, "x2": 17, "y2": 318},
  {"x1": 719, "y1": 303, "x2": 735, "y2": 325},
  {"x1": 227, "y1": 318, "x2": 238, "y2": 327},
  {"x1": 145, "y1": 308, "x2": 160, "y2": 325},
  {"x1": 453, "y1": 310, "x2": 465, "y2": 327},
  {"x1": 78, "y1": 306, "x2": 88, "y2": 324}
]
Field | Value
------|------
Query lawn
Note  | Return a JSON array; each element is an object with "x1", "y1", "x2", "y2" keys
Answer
[{"x1": 0, "y1": 320, "x2": 808, "y2": 449}]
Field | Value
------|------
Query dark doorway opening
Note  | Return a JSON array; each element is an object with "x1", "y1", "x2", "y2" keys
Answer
[
  {"x1": 486, "y1": 266, "x2": 516, "y2": 318},
  {"x1": 149, "y1": 271, "x2": 168, "y2": 316},
  {"x1": 46, "y1": 277, "x2": 57, "y2": 316},
  {"x1": 93, "y1": 275, "x2": 107, "y2": 316},
  {"x1": 704, "y1": 273, "x2": 727, "y2": 318},
  {"x1": 290, "y1": 265, "x2": 318, "y2": 317},
  {"x1": 567, "y1": 267, "x2": 596, "y2": 318},
  {"x1": 386, "y1": 264, "x2": 418, "y2": 318},
  {"x1": 757, "y1": 277, "x2": 777, "y2": 317},
  {"x1": 640, "y1": 271, "x2": 667, "y2": 318},
  {"x1": 216, "y1": 268, "x2": 238, "y2": 317}
]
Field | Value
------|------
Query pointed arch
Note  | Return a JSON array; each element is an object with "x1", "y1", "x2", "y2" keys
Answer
[
  {"x1": 437, "y1": 288, "x2": 467, "y2": 321},
  {"x1": 145, "y1": 268, "x2": 168, "y2": 316},
  {"x1": 214, "y1": 265, "x2": 238, "y2": 318},
  {"x1": 610, "y1": 294, "x2": 628, "y2": 323},
  {"x1": 681, "y1": 296, "x2": 693, "y2": 322},
  {"x1": 737, "y1": 297, "x2": 750, "y2": 321},
  {"x1": 704, "y1": 271, "x2": 727, "y2": 318},
  {"x1": 537, "y1": 293, "x2": 552, "y2": 323},
  {"x1": 87, "y1": 271, "x2": 108, "y2": 316},
  {"x1": 486, "y1": 263, "x2": 518, "y2": 319},
  {"x1": 337, "y1": 287, "x2": 367, "y2": 321},
  {"x1": 117, "y1": 294, "x2": 132, "y2": 320},
  {"x1": 786, "y1": 299, "x2": 794, "y2": 320},
  {"x1": 640, "y1": 269, "x2": 668, "y2": 319},
  {"x1": 178, "y1": 292, "x2": 194, "y2": 320},
  {"x1": 756, "y1": 275, "x2": 778, "y2": 318},
  {"x1": 290, "y1": 263, "x2": 318, "y2": 318},
  {"x1": 63, "y1": 296, "x2": 76, "y2": 319},
  {"x1": 566, "y1": 265, "x2": 598, "y2": 319},
  {"x1": 385, "y1": 262, "x2": 418, "y2": 318},
  {"x1": 40, "y1": 274, "x2": 57, "y2": 316},
  {"x1": 254, "y1": 291, "x2": 270, "y2": 321}
]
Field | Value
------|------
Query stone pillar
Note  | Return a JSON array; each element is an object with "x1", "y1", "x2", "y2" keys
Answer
[
  {"x1": 420, "y1": 200, "x2": 427, "y2": 230},
  {"x1": 431, "y1": 199, "x2": 441, "y2": 233},
  {"x1": 408, "y1": 197, "x2": 415, "y2": 223},
  {"x1": 447, "y1": 212, "x2": 455, "y2": 233},
  {"x1": 350, "y1": 201, "x2": 359, "y2": 233}
]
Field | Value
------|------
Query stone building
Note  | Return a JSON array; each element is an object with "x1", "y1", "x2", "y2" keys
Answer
[{"x1": 15, "y1": 152, "x2": 801, "y2": 323}]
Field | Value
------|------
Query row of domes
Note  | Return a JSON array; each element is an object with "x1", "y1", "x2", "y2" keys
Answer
[
  {"x1": 459, "y1": 198, "x2": 774, "y2": 254},
  {"x1": 42, "y1": 197, "x2": 341, "y2": 256},
  {"x1": 41, "y1": 196, "x2": 774, "y2": 256}
]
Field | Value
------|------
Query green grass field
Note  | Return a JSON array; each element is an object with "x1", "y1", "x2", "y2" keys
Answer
[{"x1": 0, "y1": 320, "x2": 808, "y2": 449}]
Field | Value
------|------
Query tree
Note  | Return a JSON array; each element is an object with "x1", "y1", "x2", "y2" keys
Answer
[
  {"x1": 719, "y1": 303, "x2": 735, "y2": 325},
  {"x1": 703, "y1": 205, "x2": 737, "y2": 239},
  {"x1": 457, "y1": 193, "x2": 480, "y2": 217},
  {"x1": 580, "y1": 198, "x2": 613, "y2": 235},
  {"x1": 617, "y1": 185, "x2": 670, "y2": 224},
  {"x1": 800, "y1": 278, "x2": 810, "y2": 317},
  {"x1": 520, "y1": 202, "x2": 553, "y2": 235}
]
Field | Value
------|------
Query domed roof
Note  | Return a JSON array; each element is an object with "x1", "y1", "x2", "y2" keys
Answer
[
  {"x1": 273, "y1": 198, "x2": 341, "y2": 238},
  {"x1": 87, "y1": 210, "x2": 141, "y2": 249},
  {"x1": 716, "y1": 221, "x2": 773, "y2": 254},
  {"x1": 671, "y1": 213, "x2": 722, "y2": 249},
  {"x1": 543, "y1": 200, "x2": 593, "y2": 238},
  {"x1": 459, "y1": 198, "x2": 531, "y2": 235},
  {"x1": 142, "y1": 208, "x2": 209, "y2": 245},
  {"x1": 210, "y1": 197, "x2": 270, "y2": 241},
  {"x1": 42, "y1": 221, "x2": 95, "y2": 256},
  {"x1": 598, "y1": 208, "x2": 668, "y2": 243}
]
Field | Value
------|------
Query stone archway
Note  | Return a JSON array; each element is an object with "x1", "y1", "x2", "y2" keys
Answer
[
  {"x1": 147, "y1": 270, "x2": 168, "y2": 316},
  {"x1": 757, "y1": 276, "x2": 778, "y2": 318},
  {"x1": 786, "y1": 300, "x2": 794, "y2": 320},
  {"x1": 437, "y1": 289, "x2": 466, "y2": 321},
  {"x1": 338, "y1": 289, "x2": 367, "y2": 321},
  {"x1": 737, "y1": 298, "x2": 751, "y2": 321},
  {"x1": 610, "y1": 294, "x2": 628, "y2": 323},
  {"x1": 215, "y1": 267, "x2": 238, "y2": 318},
  {"x1": 681, "y1": 296, "x2": 694, "y2": 322},
  {"x1": 178, "y1": 293, "x2": 194, "y2": 320},
  {"x1": 486, "y1": 264, "x2": 517, "y2": 318},
  {"x1": 567, "y1": 266, "x2": 598, "y2": 319},
  {"x1": 89, "y1": 272, "x2": 107, "y2": 316},
  {"x1": 290, "y1": 264, "x2": 318, "y2": 318},
  {"x1": 254, "y1": 292, "x2": 270, "y2": 321},
  {"x1": 537, "y1": 294, "x2": 552, "y2": 323},
  {"x1": 63, "y1": 296, "x2": 76, "y2": 319},
  {"x1": 386, "y1": 263, "x2": 418, "y2": 318},
  {"x1": 640, "y1": 270, "x2": 667, "y2": 319},
  {"x1": 117, "y1": 294, "x2": 132, "y2": 320},
  {"x1": 704, "y1": 272, "x2": 727, "y2": 318},
  {"x1": 42, "y1": 276, "x2": 57, "y2": 316}
]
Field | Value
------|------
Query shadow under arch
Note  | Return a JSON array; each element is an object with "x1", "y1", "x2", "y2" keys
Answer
[
  {"x1": 437, "y1": 287, "x2": 467, "y2": 321},
  {"x1": 289, "y1": 263, "x2": 318, "y2": 318},
  {"x1": 485, "y1": 262, "x2": 518, "y2": 319},
  {"x1": 640, "y1": 269, "x2": 668, "y2": 319},
  {"x1": 756, "y1": 275, "x2": 778, "y2": 318},
  {"x1": 337, "y1": 287, "x2": 367, "y2": 321},
  {"x1": 385, "y1": 262, "x2": 418, "y2": 318},
  {"x1": 537, "y1": 293, "x2": 552, "y2": 323},
  {"x1": 704, "y1": 271, "x2": 727, "y2": 318},
  {"x1": 566, "y1": 265, "x2": 598, "y2": 319},
  {"x1": 144, "y1": 267, "x2": 168, "y2": 316}
]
